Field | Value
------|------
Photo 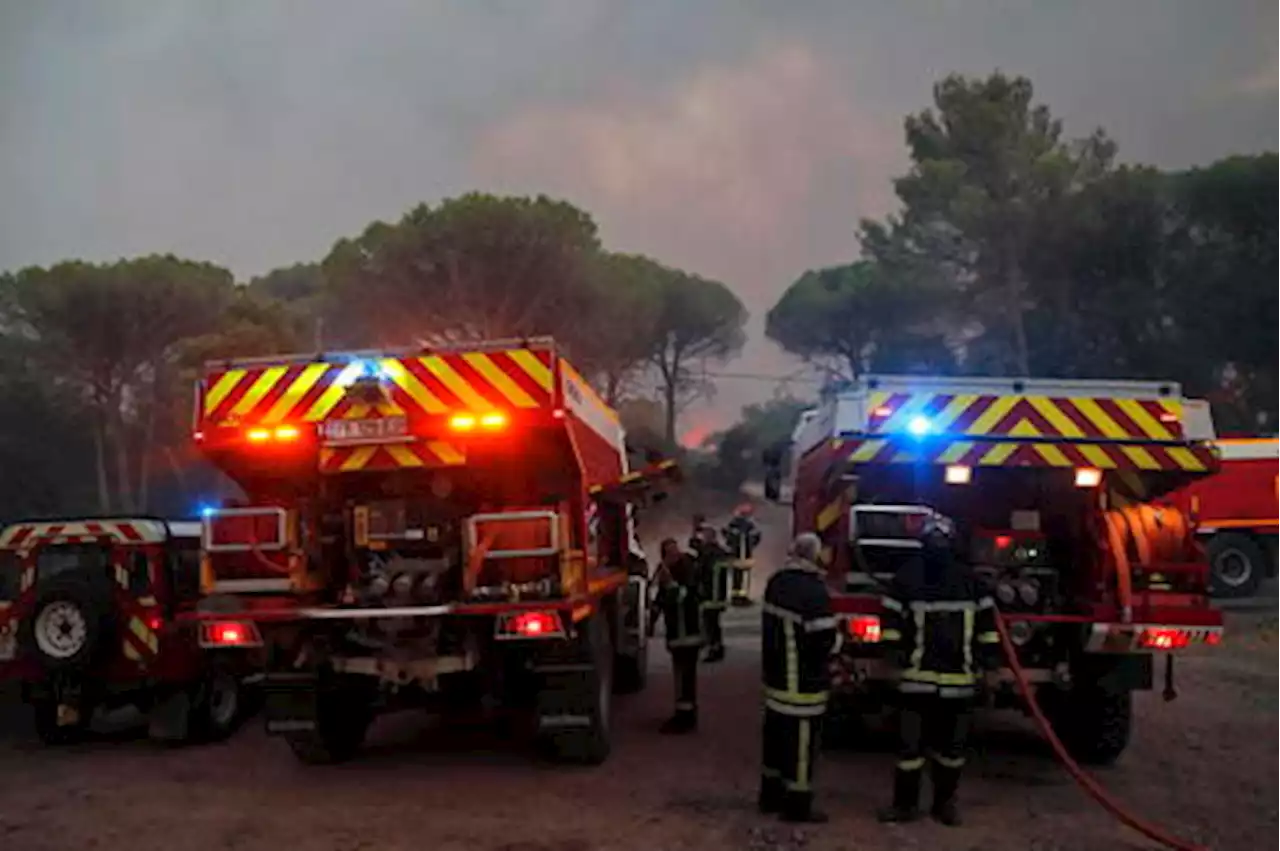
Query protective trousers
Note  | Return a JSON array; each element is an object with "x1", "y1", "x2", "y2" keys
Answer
[
  {"x1": 760, "y1": 706, "x2": 823, "y2": 818},
  {"x1": 729, "y1": 561, "x2": 752, "y2": 604},
  {"x1": 701, "y1": 607, "x2": 724, "y2": 654},
  {"x1": 670, "y1": 647, "x2": 699, "y2": 721},
  {"x1": 892, "y1": 696, "x2": 970, "y2": 813}
]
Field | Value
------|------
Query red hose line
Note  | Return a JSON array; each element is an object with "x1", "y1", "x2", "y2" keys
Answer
[{"x1": 995, "y1": 614, "x2": 1207, "y2": 851}]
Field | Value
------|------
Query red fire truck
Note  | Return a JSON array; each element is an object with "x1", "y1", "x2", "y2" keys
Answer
[
  {"x1": 1163, "y1": 437, "x2": 1278, "y2": 598},
  {"x1": 185, "y1": 338, "x2": 673, "y2": 765},
  {"x1": 764, "y1": 375, "x2": 1224, "y2": 765}
]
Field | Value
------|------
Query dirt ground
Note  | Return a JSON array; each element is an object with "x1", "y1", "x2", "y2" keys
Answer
[{"x1": 0, "y1": 504, "x2": 1275, "y2": 851}]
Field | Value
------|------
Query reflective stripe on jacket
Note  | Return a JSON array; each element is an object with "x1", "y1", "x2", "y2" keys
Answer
[
  {"x1": 762, "y1": 558, "x2": 837, "y2": 714},
  {"x1": 880, "y1": 553, "x2": 1000, "y2": 698}
]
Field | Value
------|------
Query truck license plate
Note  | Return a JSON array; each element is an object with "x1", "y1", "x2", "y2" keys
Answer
[{"x1": 323, "y1": 417, "x2": 408, "y2": 442}]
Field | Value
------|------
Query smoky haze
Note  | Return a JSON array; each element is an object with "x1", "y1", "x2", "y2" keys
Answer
[{"x1": 2, "y1": 0, "x2": 1276, "y2": 440}]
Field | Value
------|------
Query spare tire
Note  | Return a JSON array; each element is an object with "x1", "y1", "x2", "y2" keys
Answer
[{"x1": 18, "y1": 575, "x2": 117, "y2": 674}]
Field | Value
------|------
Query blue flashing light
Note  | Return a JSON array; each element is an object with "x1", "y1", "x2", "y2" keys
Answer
[
  {"x1": 906, "y1": 415, "x2": 933, "y2": 438},
  {"x1": 198, "y1": 504, "x2": 217, "y2": 519}
]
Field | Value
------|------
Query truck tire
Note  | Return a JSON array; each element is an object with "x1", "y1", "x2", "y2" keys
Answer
[
  {"x1": 188, "y1": 663, "x2": 244, "y2": 743},
  {"x1": 284, "y1": 684, "x2": 374, "y2": 765},
  {"x1": 611, "y1": 583, "x2": 645, "y2": 696},
  {"x1": 1045, "y1": 687, "x2": 1132, "y2": 766},
  {"x1": 613, "y1": 634, "x2": 648, "y2": 695},
  {"x1": 539, "y1": 614, "x2": 613, "y2": 765},
  {"x1": 19, "y1": 577, "x2": 116, "y2": 675},
  {"x1": 1207, "y1": 532, "x2": 1267, "y2": 598}
]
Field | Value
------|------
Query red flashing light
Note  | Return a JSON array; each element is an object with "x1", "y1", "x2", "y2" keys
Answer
[
  {"x1": 994, "y1": 535, "x2": 1014, "y2": 550},
  {"x1": 479, "y1": 412, "x2": 507, "y2": 430},
  {"x1": 846, "y1": 614, "x2": 881, "y2": 643},
  {"x1": 1159, "y1": 412, "x2": 1178, "y2": 423},
  {"x1": 147, "y1": 616, "x2": 163, "y2": 632},
  {"x1": 246, "y1": 428, "x2": 271, "y2": 442},
  {"x1": 872, "y1": 406, "x2": 894, "y2": 418},
  {"x1": 1204, "y1": 631, "x2": 1222, "y2": 647},
  {"x1": 274, "y1": 425, "x2": 301, "y2": 441},
  {"x1": 502, "y1": 611, "x2": 564, "y2": 639}
]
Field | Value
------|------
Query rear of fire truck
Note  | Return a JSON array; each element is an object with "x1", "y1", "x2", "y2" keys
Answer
[
  {"x1": 188, "y1": 338, "x2": 664, "y2": 765},
  {"x1": 769, "y1": 375, "x2": 1224, "y2": 765}
]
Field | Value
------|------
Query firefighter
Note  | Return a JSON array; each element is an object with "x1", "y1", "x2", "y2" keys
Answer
[
  {"x1": 722, "y1": 503, "x2": 762, "y2": 606},
  {"x1": 876, "y1": 511, "x2": 999, "y2": 827},
  {"x1": 759, "y1": 532, "x2": 838, "y2": 824},
  {"x1": 694, "y1": 525, "x2": 729, "y2": 663},
  {"x1": 652, "y1": 538, "x2": 704, "y2": 734}
]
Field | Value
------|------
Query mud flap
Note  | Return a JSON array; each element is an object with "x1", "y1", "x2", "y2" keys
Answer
[
  {"x1": 148, "y1": 691, "x2": 193, "y2": 742},
  {"x1": 262, "y1": 672, "x2": 320, "y2": 735}
]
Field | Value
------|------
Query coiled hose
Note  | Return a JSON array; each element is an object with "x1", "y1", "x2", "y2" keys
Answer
[{"x1": 994, "y1": 612, "x2": 1207, "y2": 851}]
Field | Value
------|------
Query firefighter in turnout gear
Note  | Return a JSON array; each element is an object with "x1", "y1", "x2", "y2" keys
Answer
[
  {"x1": 694, "y1": 525, "x2": 729, "y2": 663},
  {"x1": 722, "y1": 503, "x2": 762, "y2": 606},
  {"x1": 653, "y1": 538, "x2": 704, "y2": 734},
  {"x1": 876, "y1": 511, "x2": 999, "y2": 827},
  {"x1": 759, "y1": 533, "x2": 839, "y2": 823}
]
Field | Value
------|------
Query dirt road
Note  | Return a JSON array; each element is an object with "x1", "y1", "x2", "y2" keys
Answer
[{"x1": 0, "y1": 509, "x2": 1274, "y2": 851}]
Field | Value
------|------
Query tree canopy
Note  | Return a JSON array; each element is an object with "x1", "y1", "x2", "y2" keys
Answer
[
  {"x1": 0, "y1": 194, "x2": 746, "y2": 515},
  {"x1": 766, "y1": 71, "x2": 1276, "y2": 433}
]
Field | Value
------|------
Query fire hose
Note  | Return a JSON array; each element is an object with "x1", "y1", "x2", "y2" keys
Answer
[{"x1": 994, "y1": 612, "x2": 1206, "y2": 851}]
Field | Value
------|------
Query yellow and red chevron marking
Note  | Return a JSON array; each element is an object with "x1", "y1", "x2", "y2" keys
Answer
[
  {"x1": 319, "y1": 440, "x2": 467, "y2": 474},
  {"x1": 848, "y1": 438, "x2": 1216, "y2": 472},
  {"x1": 867, "y1": 392, "x2": 1185, "y2": 442},
  {"x1": 0, "y1": 519, "x2": 166, "y2": 550},
  {"x1": 201, "y1": 348, "x2": 556, "y2": 427},
  {"x1": 121, "y1": 614, "x2": 160, "y2": 664}
]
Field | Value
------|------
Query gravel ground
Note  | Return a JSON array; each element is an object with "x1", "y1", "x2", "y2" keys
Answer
[{"x1": 0, "y1": 509, "x2": 1274, "y2": 851}]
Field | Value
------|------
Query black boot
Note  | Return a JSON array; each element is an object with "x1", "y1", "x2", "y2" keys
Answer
[
  {"x1": 757, "y1": 776, "x2": 783, "y2": 814},
  {"x1": 780, "y1": 790, "x2": 828, "y2": 824},
  {"x1": 659, "y1": 711, "x2": 697, "y2": 735},
  {"x1": 930, "y1": 763, "x2": 962, "y2": 826},
  {"x1": 876, "y1": 767, "x2": 923, "y2": 823},
  {"x1": 703, "y1": 644, "x2": 726, "y2": 663}
]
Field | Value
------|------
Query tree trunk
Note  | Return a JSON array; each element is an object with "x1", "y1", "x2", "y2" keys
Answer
[
  {"x1": 137, "y1": 388, "x2": 157, "y2": 512},
  {"x1": 112, "y1": 412, "x2": 133, "y2": 513},
  {"x1": 93, "y1": 420, "x2": 111, "y2": 514},
  {"x1": 662, "y1": 370, "x2": 678, "y2": 448}
]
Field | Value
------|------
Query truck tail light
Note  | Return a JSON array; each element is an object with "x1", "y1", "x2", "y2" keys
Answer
[
  {"x1": 496, "y1": 610, "x2": 566, "y2": 640},
  {"x1": 199, "y1": 620, "x2": 263, "y2": 648},
  {"x1": 845, "y1": 614, "x2": 881, "y2": 643},
  {"x1": 1087, "y1": 622, "x2": 1222, "y2": 652}
]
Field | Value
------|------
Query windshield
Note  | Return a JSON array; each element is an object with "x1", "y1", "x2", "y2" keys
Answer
[{"x1": 36, "y1": 544, "x2": 109, "y2": 582}]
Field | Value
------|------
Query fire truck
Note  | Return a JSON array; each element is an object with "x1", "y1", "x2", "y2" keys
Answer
[
  {"x1": 0, "y1": 518, "x2": 251, "y2": 745},
  {"x1": 1163, "y1": 437, "x2": 1278, "y2": 598},
  {"x1": 185, "y1": 338, "x2": 673, "y2": 765},
  {"x1": 763, "y1": 375, "x2": 1224, "y2": 765}
]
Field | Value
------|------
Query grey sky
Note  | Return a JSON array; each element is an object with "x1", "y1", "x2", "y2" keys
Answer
[{"x1": 2, "y1": 1, "x2": 1275, "y2": 440}]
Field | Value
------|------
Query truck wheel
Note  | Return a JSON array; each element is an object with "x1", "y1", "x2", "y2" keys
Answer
[
  {"x1": 1046, "y1": 687, "x2": 1132, "y2": 766},
  {"x1": 540, "y1": 614, "x2": 613, "y2": 765},
  {"x1": 284, "y1": 685, "x2": 374, "y2": 765},
  {"x1": 31, "y1": 698, "x2": 92, "y2": 746},
  {"x1": 1208, "y1": 533, "x2": 1267, "y2": 598},
  {"x1": 189, "y1": 666, "x2": 244, "y2": 743}
]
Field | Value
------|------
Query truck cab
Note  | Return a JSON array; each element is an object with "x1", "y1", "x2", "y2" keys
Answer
[{"x1": 0, "y1": 518, "x2": 250, "y2": 745}]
